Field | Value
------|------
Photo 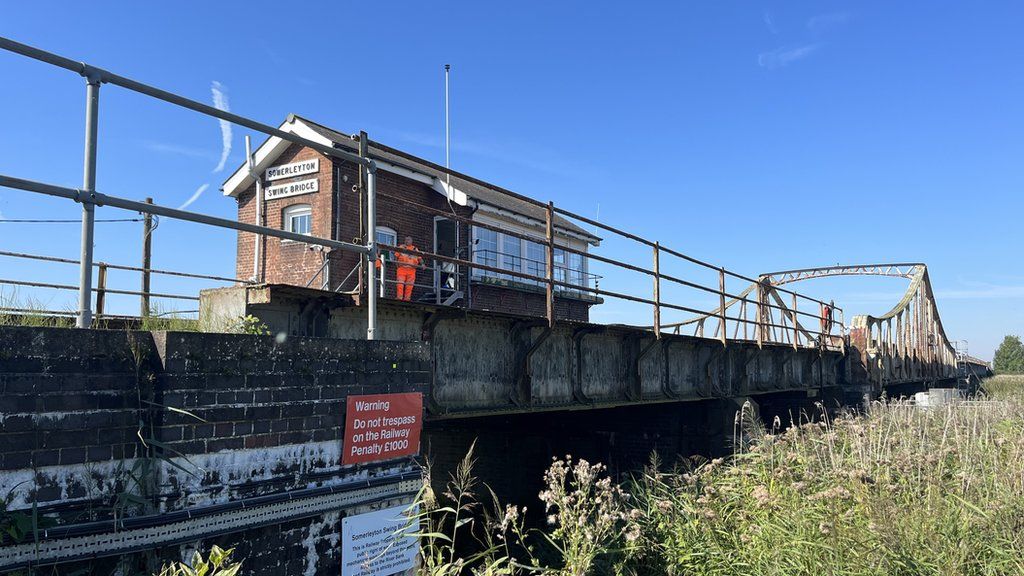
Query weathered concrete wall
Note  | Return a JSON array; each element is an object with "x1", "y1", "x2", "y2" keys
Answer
[
  {"x1": 0, "y1": 326, "x2": 428, "y2": 574},
  {"x1": 202, "y1": 290, "x2": 849, "y2": 416}
]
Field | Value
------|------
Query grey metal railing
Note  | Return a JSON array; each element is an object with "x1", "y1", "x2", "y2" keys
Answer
[{"x1": 0, "y1": 35, "x2": 382, "y2": 339}]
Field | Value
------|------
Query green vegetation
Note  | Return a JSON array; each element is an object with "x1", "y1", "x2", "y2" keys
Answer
[
  {"x1": 232, "y1": 314, "x2": 270, "y2": 335},
  {"x1": 421, "y1": 378, "x2": 1024, "y2": 575},
  {"x1": 993, "y1": 335, "x2": 1024, "y2": 374},
  {"x1": 0, "y1": 292, "x2": 274, "y2": 336},
  {"x1": 0, "y1": 289, "x2": 74, "y2": 328},
  {"x1": 155, "y1": 546, "x2": 241, "y2": 576}
]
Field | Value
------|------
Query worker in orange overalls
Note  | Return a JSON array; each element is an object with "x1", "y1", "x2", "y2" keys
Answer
[
  {"x1": 821, "y1": 300, "x2": 834, "y2": 335},
  {"x1": 395, "y1": 236, "x2": 422, "y2": 301}
]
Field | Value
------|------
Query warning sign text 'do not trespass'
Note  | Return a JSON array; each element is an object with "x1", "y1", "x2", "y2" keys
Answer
[{"x1": 343, "y1": 392, "x2": 422, "y2": 465}]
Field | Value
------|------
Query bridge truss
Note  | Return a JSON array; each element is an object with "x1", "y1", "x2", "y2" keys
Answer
[{"x1": 666, "y1": 263, "x2": 958, "y2": 388}]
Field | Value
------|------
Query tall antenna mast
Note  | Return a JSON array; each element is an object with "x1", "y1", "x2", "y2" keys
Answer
[{"x1": 444, "y1": 64, "x2": 451, "y2": 185}]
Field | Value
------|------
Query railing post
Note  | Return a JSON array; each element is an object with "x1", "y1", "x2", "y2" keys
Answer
[
  {"x1": 652, "y1": 242, "x2": 661, "y2": 338},
  {"x1": 718, "y1": 268, "x2": 726, "y2": 347},
  {"x1": 545, "y1": 201, "x2": 555, "y2": 328},
  {"x1": 77, "y1": 74, "x2": 101, "y2": 328},
  {"x1": 756, "y1": 281, "x2": 764, "y2": 348},
  {"x1": 365, "y1": 164, "x2": 377, "y2": 340},
  {"x1": 141, "y1": 197, "x2": 153, "y2": 317},
  {"x1": 95, "y1": 262, "x2": 107, "y2": 318},
  {"x1": 791, "y1": 293, "x2": 799, "y2": 350}
]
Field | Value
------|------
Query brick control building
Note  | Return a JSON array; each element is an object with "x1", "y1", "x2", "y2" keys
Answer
[{"x1": 222, "y1": 115, "x2": 601, "y2": 322}]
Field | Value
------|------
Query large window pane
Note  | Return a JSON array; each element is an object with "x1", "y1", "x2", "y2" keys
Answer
[
  {"x1": 568, "y1": 251, "x2": 584, "y2": 289},
  {"x1": 502, "y1": 234, "x2": 522, "y2": 280},
  {"x1": 525, "y1": 241, "x2": 545, "y2": 285},
  {"x1": 474, "y1": 227, "x2": 498, "y2": 277},
  {"x1": 553, "y1": 248, "x2": 567, "y2": 286}
]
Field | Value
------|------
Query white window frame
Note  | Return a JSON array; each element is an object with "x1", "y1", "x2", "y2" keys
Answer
[
  {"x1": 282, "y1": 204, "x2": 312, "y2": 236},
  {"x1": 375, "y1": 226, "x2": 397, "y2": 247}
]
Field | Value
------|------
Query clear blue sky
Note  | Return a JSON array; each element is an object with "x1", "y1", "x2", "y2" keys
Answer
[{"x1": 1, "y1": 2, "x2": 1021, "y2": 360}]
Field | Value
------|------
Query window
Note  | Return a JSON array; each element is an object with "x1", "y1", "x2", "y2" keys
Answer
[
  {"x1": 283, "y1": 204, "x2": 312, "y2": 235},
  {"x1": 502, "y1": 234, "x2": 522, "y2": 278},
  {"x1": 375, "y1": 226, "x2": 397, "y2": 247},
  {"x1": 525, "y1": 241, "x2": 545, "y2": 285},
  {"x1": 474, "y1": 227, "x2": 498, "y2": 271},
  {"x1": 472, "y1": 222, "x2": 590, "y2": 295}
]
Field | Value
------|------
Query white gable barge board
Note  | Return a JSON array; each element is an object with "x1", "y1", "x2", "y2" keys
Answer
[
  {"x1": 221, "y1": 119, "x2": 334, "y2": 197},
  {"x1": 266, "y1": 158, "x2": 319, "y2": 181}
]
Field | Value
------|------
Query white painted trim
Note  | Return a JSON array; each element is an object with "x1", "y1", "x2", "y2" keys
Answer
[
  {"x1": 222, "y1": 118, "x2": 598, "y2": 247},
  {"x1": 475, "y1": 203, "x2": 598, "y2": 246},
  {"x1": 430, "y1": 179, "x2": 472, "y2": 207},
  {"x1": 221, "y1": 119, "x2": 334, "y2": 197}
]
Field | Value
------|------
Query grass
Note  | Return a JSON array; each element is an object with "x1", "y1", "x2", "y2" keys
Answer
[
  {"x1": 419, "y1": 377, "x2": 1024, "y2": 575},
  {"x1": 138, "y1": 302, "x2": 200, "y2": 332},
  {"x1": 980, "y1": 374, "x2": 1024, "y2": 400},
  {"x1": 0, "y1": 288, "x2": 202, "y2": 332},
  {"x1": 0, "y1": 288, "x2": 74, "y2": 328},
  {"x1": 625, "y1": 384, "x2": 1024, "y2": 575}
]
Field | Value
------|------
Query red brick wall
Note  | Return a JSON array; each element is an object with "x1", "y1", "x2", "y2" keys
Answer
[
  {"x1": 235, "y1": 143, "x2": 335, "y2": 286},
  {"x1": 470, "y1": 284, "x2": 591, "y2": 322}
]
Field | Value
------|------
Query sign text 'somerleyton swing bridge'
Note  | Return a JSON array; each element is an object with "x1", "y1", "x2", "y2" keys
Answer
[{"x1": 0, "y1": 37, "x2": 990, "y2": 575}]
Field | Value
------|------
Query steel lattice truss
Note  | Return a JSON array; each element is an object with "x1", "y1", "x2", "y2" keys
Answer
[
  {"x1": 760, "y1": 263, "x2": 923, "y2": 286},
  {"x1": 663, "y1": 263, "x2": 959, "y2": 385}
]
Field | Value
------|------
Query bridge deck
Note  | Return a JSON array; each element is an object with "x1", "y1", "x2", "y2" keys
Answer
[{"x1": 203, "y1": 284, "x2": 851, "y2": 417}]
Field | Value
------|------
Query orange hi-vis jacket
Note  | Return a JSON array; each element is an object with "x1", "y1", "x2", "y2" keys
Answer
[{"x1": 395, "y1": 244, "x2": 422, "y2": 269}]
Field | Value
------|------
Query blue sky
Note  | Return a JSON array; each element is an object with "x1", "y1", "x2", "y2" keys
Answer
[{"x1": 1, "y1": 2, "x2": 1021, "y2": 360}]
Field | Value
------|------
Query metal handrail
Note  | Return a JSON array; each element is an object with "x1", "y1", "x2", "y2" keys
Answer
[
  {"x1": 0, "y1": 34, "x2": 848, "y2": 349},
  {"x1": 0, "y1": 278, "x2": 198, "y2": 301},
  {"x1": 0, "y1": 250, "x2": 250, "y2": 285},
  {"x1": 470, "y1": 248, "x2": 601, "y2": 287}
]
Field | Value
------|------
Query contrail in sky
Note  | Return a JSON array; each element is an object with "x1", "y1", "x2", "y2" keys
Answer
[
  {"x1": 178, "y1": 184, "x2": 209, "y2": 210},
  {"x1": 211, "y1": 81, "x2": 231, "y2": 172}
]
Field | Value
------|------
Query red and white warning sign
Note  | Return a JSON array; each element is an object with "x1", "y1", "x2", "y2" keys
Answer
[{"x1": 342, "y1": 392, "x2": 422, "y2": 465}]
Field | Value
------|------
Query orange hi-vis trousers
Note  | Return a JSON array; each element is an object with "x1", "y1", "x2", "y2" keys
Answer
[{"x1": 396, "y1": 266, "x2": 416, "y2": 301}]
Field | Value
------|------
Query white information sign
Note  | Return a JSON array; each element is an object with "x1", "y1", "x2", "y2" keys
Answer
[
  {"x1": 264, "y1": 177, "x2": 319, "y2": 201},
  {"x1": 265, "y1": 158, "x2": 319, "y2": 181},
  {"x1": 341, "y1": 504, "x2": 418, "y2": 576}
]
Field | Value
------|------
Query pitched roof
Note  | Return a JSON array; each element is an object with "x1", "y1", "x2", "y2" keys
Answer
[{"x1": 223, "y1": 114, "x2": 600, "y2": 244}]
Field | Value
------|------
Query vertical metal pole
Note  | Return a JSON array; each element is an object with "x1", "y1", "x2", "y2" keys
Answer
[
  {"x1": 356, "y1": 131, "x2": 368, "y2": 295},
  {"x1": 791, "y1": 293, "x2": 799, "y2": 350},
  {"x1": 141, "y1": 197, "x2": 153, "y2": 316},
  {"x1": 718, "y1": 268, "x2": 726, "y2": 347},
  {"x1": 652, "y1": 242, "x2": 661, "y2": 338},
  {"x1": 78, "y1": 77, "x2": 100, "y2": 328},
  {"x1": 445, "y1": 64, "x2": 451, "y2": 185},
  {"x1": 245, "y1": 136, "x2": 262, "y2": 283},
  {"x1": 545, "y1": 202, "x2": 555, "y2": 328},
  {"x1": 365, "y1": 166, "x2": 377, "y2": 340},
  {"x1": 741, "y1": 298, "x2": 748, "y2": 340},
  {"x1": 756, "y1": 282, "x2": 764, "y2": 348},
  {"x1": 95, "y1": 263, "x2": 107, "y2": 319}
]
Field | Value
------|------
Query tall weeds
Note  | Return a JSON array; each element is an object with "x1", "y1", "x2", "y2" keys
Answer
[
  {"x1": 627, "y1": 380, "x2": 1024, "y2": 575},
  {"x1": 419, "y1": 377, "x2": 1024, "y2": 575}
]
